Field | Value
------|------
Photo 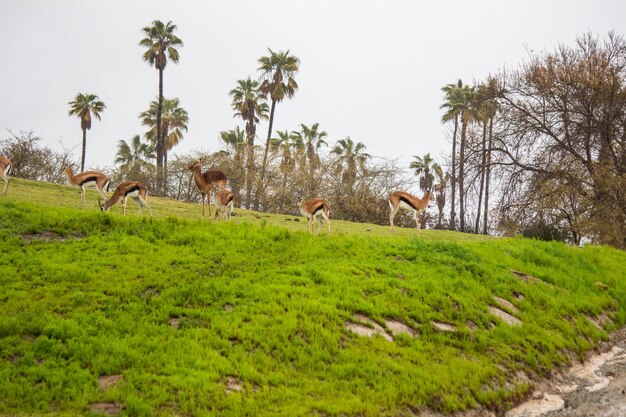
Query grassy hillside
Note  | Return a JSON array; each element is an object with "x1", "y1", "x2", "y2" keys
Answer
[{"x1": 1, "y1": 178, "x2": 625, "y2": 417}]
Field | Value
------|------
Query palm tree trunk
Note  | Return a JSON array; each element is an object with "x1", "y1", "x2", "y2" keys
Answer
[
  {"x1": 164, "y1": 149, "x2": 168, "y2": 196},
  {"x1": 80, "y1": 128, "x2": 87, "y2": 172},
  {"x1": 474, "y1": 122, "x2": 487, "y2": 233},
  {"x1": 256, "y1": 99, "x2": 277, "y2": 210},
  {"x1": 483, "y1": 116, "x2": 494, "y2": 235},
  {"x1": 459, "y1": 113, "x2": 467, "y2": 232},
  {"x1": 156, "y1": 68, "x2": 164, "y2": 195},
  {"x1": 450, "y1": 114, "x2": 458, "y2": 230}
]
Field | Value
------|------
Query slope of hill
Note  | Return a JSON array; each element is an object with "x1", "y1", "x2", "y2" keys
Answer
[{"x1": 1, "y1": 178, "x2": 625, "y2": 417}]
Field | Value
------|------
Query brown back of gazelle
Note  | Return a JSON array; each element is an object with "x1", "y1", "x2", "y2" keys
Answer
[
  {"x1": 388, "y1": 191, "x2": 432, "y2": 231},
  {"x1": 100, "y1": 181, "x2": 152, "y2": 217},
  {"x1": 298, "y1": 197, "x2": 331, "y2": 235}
]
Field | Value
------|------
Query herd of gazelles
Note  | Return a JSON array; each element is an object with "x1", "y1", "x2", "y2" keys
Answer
[{"x1": 0, "y1": 156, "x2": 433, "y2": 235}]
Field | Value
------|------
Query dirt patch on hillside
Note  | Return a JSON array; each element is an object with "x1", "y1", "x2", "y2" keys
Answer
[
  {"x1": 91, "y1": 402, "x2": 124, "y2": 416},
  {"x1": 21, "y1": 232, "x2": 86, "y2": 243}
]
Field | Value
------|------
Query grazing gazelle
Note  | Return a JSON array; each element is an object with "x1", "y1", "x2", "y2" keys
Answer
[
  {"x1": 187, "y1": 159, "x2": 227, "y2": 218},
  {"x1": 388, "y1": 189, "x2": 433, "y2": 231},
  {"x1": 100, "y1": 181, "x2": 152, "y2": 217},
  {"x1": 64, "y1": 166, "x2": 110, "y2": 208},
  {"x1": 213, "y1": 187, "x2": 234, "y2": 221},
  {"x1": 298, "y1": 197, "x2": 331, "y2": 235},
  {"x1": 0, "y1": 156, "x2": 12, "y2": 195}
]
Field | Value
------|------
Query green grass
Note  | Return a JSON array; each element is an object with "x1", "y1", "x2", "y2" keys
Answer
[{"x1": 1, "y1": 178, "x2": 625, "y2": 416}]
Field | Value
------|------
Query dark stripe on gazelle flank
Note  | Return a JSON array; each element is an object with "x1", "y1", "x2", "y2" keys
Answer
[
  {"x1": 124, "y1": 185, "x2": 141, "y2": 196},
  {"x1": 312, "y1": 203, "x2": 325, "y2": 214},
  {"x1": 399, "y1": 196, "x2": 418, "y2": 210},
  {"x1": 79, "y1": 176, "x2": 99, "y2": 186}
]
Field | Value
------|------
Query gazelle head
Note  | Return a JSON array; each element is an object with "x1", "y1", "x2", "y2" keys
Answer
[
  {"x1": 98, "y1": 197, "x2": 110, "y2": 212},
  {"x1": 187, "y1": 159, "x2": 202, "y2": 172}
]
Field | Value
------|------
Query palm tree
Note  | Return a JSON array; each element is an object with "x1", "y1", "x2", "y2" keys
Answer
[
  {"x1": 139, "y1": 97, "x2": 189, "y2": 190},
  {"x1": 330, "y1": 137, "x2": 371, "y2": 188},
  {"x1": 433, "y1": 165, "x2": 450, "y2": 229},
  {"x1": 219, "y1": 126, "x2": 247, "y2": 205},
  {"x1": 292, "y1": 123, "x2": 328, "y2": 176},
  {"x1": 482, "y1": 77, "x2": 499, "y2": 235},
  {"x1": 67, "y1": 93, "x2": 106, "y2": 172},
  {"x1": 257, "y1": 49, "x2": 300, "y2": 197},
  {"x1": 114, "y1": 134, "x2": 155, "y2": 179},
  {"x1": 139, "y1": 20, "x2": 183, "y2": 193},
  {"x1": 229, "y1": 77, "x2": 269, "y2": 208},
  {"x1": 410, "y1": 153, "x2": 440, "y2": 228},
  {"x1": 441, "y1": 80, "x2": 474, "y2": 231},
  {"x1": 270, "y1": 130, "x2": 305, "y2": 211},
  {"x1": 410, "y1": 153, "x2": 439, "y2": 193},
  {"x1": 440, "y1": 80, "x2": 464, "y2": 230}
]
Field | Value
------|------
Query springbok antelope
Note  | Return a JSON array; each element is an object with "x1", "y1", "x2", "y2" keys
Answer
[
  {"x1": 298, "y1": 197, "x2": 331, "y2": 235},
  {"x1": 213, "y1": 187, "x2": 234, "y2": 221},
  {"x1": 187, "y1": 159, "x2": 227, "y2": 218},
  {"x1": 388, "y1": 189, "x2": 433, "y2": 231},
  {"x1": 0, "y1": 156, "x2": 12, "y2": 195},
  {"x1": 64, "y1": 166, "x2": 110, "y2": 208},
  {"x1": 100, "y1": 181, "x2": 152, "y2": 217}
]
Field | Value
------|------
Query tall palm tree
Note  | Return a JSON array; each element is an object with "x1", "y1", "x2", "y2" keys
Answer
[
  {"x1": 440, "y1": 80, "x2": 464, "y2": 230},
  {"x1": 139, "y1": 20, "x2": 183, "y2": 193},
  {"x1": 139, "y1": 97, "x2": 189, "y2": 189},
  {"x1": 441, "y1": 80, "x2": 474, "y2": 231},
  {"x1": 482, "y1": 77, "x2": 499, "y2": 235},
  {"x1": 67, "y1": 93, "x2": 106, "y2": 172},
  {"x1": 229, "y1": 77, "x2": 269, "y2": 208},
  {"x1": 433, "y1": 165, "x2": 450, "y2": 229},
  {"x1": 114, "y1": 134, "x2": 155, "y2": 178},
  {"x1": 330, "y1": 137, "x2": 371, "y2": 188},
  {"x1": 257, "y1": 49, "x2": 300, "y2": 195},
  {"x1": 292, "y1": 123, "x2": 328, "y2": 176}
]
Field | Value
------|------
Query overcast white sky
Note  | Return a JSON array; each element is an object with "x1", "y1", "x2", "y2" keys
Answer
[{"x1": 1, "y1": 1, "x2": 624, "y2": 173}]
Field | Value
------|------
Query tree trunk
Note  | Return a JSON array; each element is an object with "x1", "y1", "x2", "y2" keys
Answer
[
  {"x1": 156, "y1": 68, "x2": 164, "y2": 195},
  {"x1": 450, "y1": 114, "x2": 458, "y2": 230},
  {"x1": 80, "y1": 128, "x2": 87, "y2": 172},
  {"x1": 475, "y1": 121, "x2": 487, "y2": 233},
  {"x1": 164, "y1": 149, "x2": 168, "y2": 197},
  {"x1": 483, "y1": 116, "x2": 494, "y2": 235},
  {"x1": 245, "y1": 121, "x2": 256, "y2": 209},
  {"x1": 256, "y1": 99, "x2": 277, "y2": 210},
  {"x1": 459, "y1": 112, "x2": 468, "y2": 232}
]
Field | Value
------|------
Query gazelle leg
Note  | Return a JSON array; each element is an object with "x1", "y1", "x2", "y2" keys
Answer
[
  {"x1": 1, "y1": 174, "x2": 7, "y2": 195},
  {"x1": 81, "y1": 186, "x2": 86, "y2": 208},
  {"x1": 415, "y1": 210, "x2": 420, "y2": 230},
  {"x1": 389, "y1": 206, "x2": 398, "y2": 231},
  {"x1": 321, "y1": 211, "x2": 331, "y2": 236},
  {"x1": 201, "y1": 193, "x2": 206, "y2": 218},
  {"x1": 122, "y1": 196, "x2": 127, "y2": 216},
  {"x1": 135, "y1": 197, "x2": 143, "y2": 215},
  {"x1": 138, "y1": 196, "x2": 153, "y2": 217}
]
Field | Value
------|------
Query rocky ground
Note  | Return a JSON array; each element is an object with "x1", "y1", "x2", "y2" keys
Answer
[{"x1": 506, "y1": 327, "x2": 626, "y2": 417}]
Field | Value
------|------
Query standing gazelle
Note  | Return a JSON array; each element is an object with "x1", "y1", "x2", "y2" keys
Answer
[
  {"x1": 388, "y1": 190, "x2": 433, "y2": 231},
  {"x1": 0, "y1": 156, "x2": 12, "y2": 195},
  {"x1": 213, "y1": 187, "x2": 234, "y2": 221},
  {"x1": 64, "y1": 166, "x2": 110, "y2": 208},
  {"x1": 187, "y1": 159, "x2": 227, "y2": 218},
  {"x1": 298, "y1": 197, "x2": 331, "y2": 235},
  {"x1": 100, "y1": 181, "x2": 152, "y2": 217}
]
